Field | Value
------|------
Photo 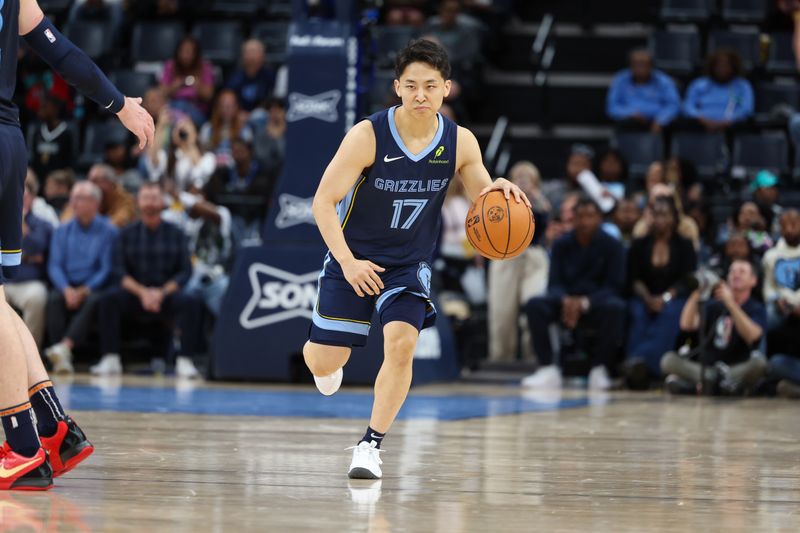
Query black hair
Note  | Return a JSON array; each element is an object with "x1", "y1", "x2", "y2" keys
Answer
[
  {"x1": 597, "y1": 148, "x2": 629, "y2": 183},
  {"x1": 574, "y1": 195, "x2": 601, "y2": 214},
  {"x1": 706, "y1": 48, "x2": 743, "y2": 81},
  {"x1": 231, "y1": 137, "x2": 253, "y2": 152},
  {"x1": 395, "y1": 39, "x2": 451, "y2": 80}
]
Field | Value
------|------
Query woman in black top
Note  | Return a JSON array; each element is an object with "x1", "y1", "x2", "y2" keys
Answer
[{"x1": 626, "y1": 197, "x2": 697, "y2": 385}]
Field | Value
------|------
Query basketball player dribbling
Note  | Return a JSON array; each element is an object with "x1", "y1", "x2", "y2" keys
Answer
[
  {"x1": 0, "y1": 0, "x2": 154, "y2": 490},
  {"x1": 304, "y1": 39, "x2": 531, "y2": 479}
]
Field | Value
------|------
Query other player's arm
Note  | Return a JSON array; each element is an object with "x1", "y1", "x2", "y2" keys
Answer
[
  {"x1": 18, "y1": 0, "x2": 154, "y2": 149},
  {"x1": 456, "y1": 126, "x2": 531, "y2": 207},
  {"x1": 312, "y1": 121, "x2": 385, "y2": 298}
]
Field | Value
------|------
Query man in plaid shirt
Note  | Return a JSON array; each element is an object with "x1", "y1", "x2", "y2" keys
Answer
[{"x1": 94, "y1": 182, "x2": 204, "y2": 379}]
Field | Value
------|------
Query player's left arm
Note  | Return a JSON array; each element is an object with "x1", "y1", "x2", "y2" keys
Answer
[
  {"x1": 456, "y1": 126, "x2": 531, "y2": 207},
  {"x1": 18, "y1": 0, "x2": 154, "y2": 149}
]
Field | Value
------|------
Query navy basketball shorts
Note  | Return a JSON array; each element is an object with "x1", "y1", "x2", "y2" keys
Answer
[
  {"x1": 0, "y1": 125, "x2": 27, "y2": 287},
  {"x1": 309, "y1": 254, "x2": 437, "y2": 348}
]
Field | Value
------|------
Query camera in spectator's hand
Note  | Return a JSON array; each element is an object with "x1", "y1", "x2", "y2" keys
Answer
[{"x1": 692, "y1": 268, "x2": 721, "y2": 301}]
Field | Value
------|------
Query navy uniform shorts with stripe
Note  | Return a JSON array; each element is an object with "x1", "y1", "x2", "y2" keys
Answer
[
  {"x1": 0, "y1": 124, "x2": 27, "y2": 286},
  {"x1": 309, "y1": 254, "x2": 437, "y2": 348}
]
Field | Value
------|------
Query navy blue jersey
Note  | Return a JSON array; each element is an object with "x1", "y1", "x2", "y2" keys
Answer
[
  {"x1": 338, "y1": 106, "x2": 457, "y2": 267},
  {"x1": 0, "y1": 0, "x2": 19, "y2": 126}
]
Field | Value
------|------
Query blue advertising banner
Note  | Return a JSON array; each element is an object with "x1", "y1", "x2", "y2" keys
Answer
[
  {"x1": 211, "y1": 244, "x2": 460, "y2": 384},
  {"x1": 262, "y1": 19, "x2": 358, "y2": 244}
]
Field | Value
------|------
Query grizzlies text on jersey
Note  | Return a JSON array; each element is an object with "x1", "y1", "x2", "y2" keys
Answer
[{"x1": 337, "y1": 105, "x2": 457, "y2": 266}]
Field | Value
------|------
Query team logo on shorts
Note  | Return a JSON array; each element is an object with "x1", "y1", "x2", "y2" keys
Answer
[
  {"x1": 487, "y1": 206, "x2": 505, "y2": 223},
  {"x1": 417, "y1": 262, "x2": 432, "y2": 296},
  {"x1": 239, "y1": 264, "x2": 319, "y2": 329}
]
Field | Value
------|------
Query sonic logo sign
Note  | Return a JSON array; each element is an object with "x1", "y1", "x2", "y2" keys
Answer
[{"x1": 239, "y1": 264, "x2": 319, "y2": 330}]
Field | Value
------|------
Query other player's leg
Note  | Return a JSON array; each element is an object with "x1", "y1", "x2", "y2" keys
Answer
[{"x1": 8, "y1": 309, "x2": 94, "y2": 477}]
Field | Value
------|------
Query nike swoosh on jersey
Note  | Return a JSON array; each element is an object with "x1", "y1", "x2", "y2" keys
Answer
[
  {"x1": 383, "y1": 155, "x2": 404, "y2": 163},
  {"x1": 0, "y1": 457, "x2": 41, "y2": 479}
]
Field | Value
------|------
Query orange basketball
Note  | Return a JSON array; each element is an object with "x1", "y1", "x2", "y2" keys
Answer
[{"x1": 465, "y1": 190, "x2": 535, "y2": 260}]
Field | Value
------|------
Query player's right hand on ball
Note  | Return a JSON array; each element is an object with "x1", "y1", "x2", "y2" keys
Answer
[{"x1": 342, "y1": 257, "x2": 385, "y2": 297}]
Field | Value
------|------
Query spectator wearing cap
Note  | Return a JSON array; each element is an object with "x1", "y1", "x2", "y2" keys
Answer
[
  {"x1": 682, "y1": 49, "x2": 754, "y2": 132},
  {"x1": 4, "y1": 173, "x2": 53, "y2": 348},
  {"x1": 29, "y1": 95, "x2": 73, "y2": 182},
  {"x1": 750, "y1": 170, "x2": 782, "y2": 239},
  {"x1": 606, "y1": 49, "x2": 681, "y2": 133},
  {"x1": 45, "y1": 181, "x2": 118, "y2": 374},
  {"x1": 226, "y1": 39, "x2": 276, "y2": 113}
]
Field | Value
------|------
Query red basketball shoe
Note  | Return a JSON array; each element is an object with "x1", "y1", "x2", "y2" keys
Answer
[
  {"x1": 40, "y1": 416, "x2": 94, "y2": 478},
  {"x1": 0, "y1": 445, "x2": 52, "y2": 491}
]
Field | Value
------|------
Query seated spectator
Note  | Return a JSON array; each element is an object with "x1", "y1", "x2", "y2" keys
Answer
[
  {"x1": 4, "y1": 174, "x2": 52, "y2": 349},
  {"x1": 750, "y1": 170, "x2": 782, "y2": 239},
  {"x1": 199, "y1": 89, "x2": 253, "y2": 167},
  {"x1": 252, "y1": 97, "x2": 287, "y2": 176},
  {"x1": 544, "y1": 192, "x2": 578, "y2": 248},
  {"x1": 145, "y1": 115, "x2": 216, "y2": 197},
  {"x1": 612, "y1": 197, "x2": 642, "y2": 246},
  {"x1": 30, "y1": 95, "x2": 73, "y2": 181},
  {"x1": 661, "y1": 260, "x2": 767, "y2": 395},
  {"x1": 129, "y1": 0, "x2": 188, "y2": 18},
  {"x1": 205, "y1": 138, "x2": 274, "y2": 241},
  {"x1": 596, "y1": 148, "x2": 628, "y2": 199},
  {"x1": 26, "y1": 168, "x2": 59, "y2": 227},
  {"x1": 665, "y1": 157, "x2": 702, "y2": 205},
  {"x1": 226, "y1": 39, "x2": 276, "y2": 113},
  {"x1": 488, "y1": 161, "x2": 550, "y2": 362},
  {"x1": 606, "y1": 48, "x2": 680, "y2": 132},
  {"x1": 439, "y1": 177, "x2": 477, "y2": 296},
  {"x1": 708, "y1": 231, "x2": 754, "y2": 281},
  {"x1": 682, "y1": 49, "x2": 754, "y2": 132},
  {"x1": 685, "y1": 200, "x2": 714, "y2": 264},
  {"x1": 160, "y1": 37, "x2": 215, "y2": 126},
  {"x1": 634, "y1": 183, "x2": 700, "y2": 249},
  {"x1": 718, "y1": 200, "x2": 774, "y2": 257},
  {"x1": 183, "y1": 203, "x2": 234, "y2": 317},
  {"x1": 94, "y1": 183, "x2": 203, "y2": 378},
  {"x1": 762, "y1": 210, "x2": 800, "y2": 347},
  {"x1": 625, "y1": 197, "x2": 697, "y2": 388},
  {"x1": 522, "y1": 197, "x2": 626, "y2": 391},
  {"x1": 104, "y1": 136, "x2": 144, "y2": 192},
  {"x1": 542, "y1": 144, "x2": 594, "y2": 212},
  {"x1": 89, "y1": 164, "x2": 137, "y2": 227},
  {"x1": 43, "y1": 169, "x2": 75, "y2": 217},
  {"x1": 45, "y1": 182, "x2": 117, "y2": 374},
  {"x1": 384, "y1": 0, "x2": 427, "y2": 26}
]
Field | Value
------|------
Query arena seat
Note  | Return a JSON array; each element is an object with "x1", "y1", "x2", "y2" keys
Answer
[
  {"x1": 251, "y1": 21, "x2": 290, "y2": 65},
  {"x1": 193, "y1": 21, "x2": 244, "y2": 67},
  {"x1": 109, "y1": 71, "x2": 158, "y2": 100},
  {"x1": 766, "y1": 33, "x2": 796, "y2": 75},
  {"x1": 721, "y1": 0, "x2": 768, "y2": 24},
  {"x1": 65, "y1": 21, "x2": 112, "y2": 62},
  {"x1": 613, "y1": 132, "x2": 665, "y2": 178},
  {"x1": 708, "y1": 29, "x2": 761, "y2": 72},
  {"x1": 733, "y1": 132, "x2": 790, "y2": 177},
  {"x1": 131, "y1": 21, "x2": 186, "y2": 64},
  {"x1": 670, "y1": 132, "x2": 728, "y2": 178},
  {"x1": 650, "y1": 27, "x2": 701, "y2": 75},
  {"x1": 659, "y1": 0, "x2": 714, "y2": 23}
]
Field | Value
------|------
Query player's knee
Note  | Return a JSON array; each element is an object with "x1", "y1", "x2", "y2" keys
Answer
[
  {"x1": 303, "y1": 341, "x2": 350, "y2": 376},
  {"x1": 383, "y1": 326, "x2": 417, "y2": 366}
]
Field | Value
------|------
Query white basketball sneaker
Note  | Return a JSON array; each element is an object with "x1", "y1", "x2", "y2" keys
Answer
[
  {"x1": 314, "y1": 368, "x2": 343, "y2": 396},
  {"x1": 347, "y1": 441, "x2": 383, "y2": 479},
  {"x1": 45, "y1": 342, "x2": 74, "y2": 374},
  {"x1": 175, "y1": 356, "x2": 202, "y2": 379},
  {"x1": 588, "y1": 365, "x2": 612, "y2": 391},
  {"x1": 90, "y1": 354, "x2": 123, "y2": 376},
  {"x1": 521, "y1": 365, "x2": 562, "y2": 389}
]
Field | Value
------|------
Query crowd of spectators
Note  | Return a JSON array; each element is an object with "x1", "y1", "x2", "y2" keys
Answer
[{"x1": 7, "y1": 1, "x2": 285, "y2": 378}]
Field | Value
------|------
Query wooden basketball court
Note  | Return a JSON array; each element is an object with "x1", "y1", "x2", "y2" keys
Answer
[{"x1": 3, "y1": 376, "x2": 798, "y2": 532}]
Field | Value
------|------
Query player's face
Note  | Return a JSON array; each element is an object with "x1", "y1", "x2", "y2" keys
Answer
[{"x1": 394, "y1": 62, "x2": 451, "y2": 119}]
